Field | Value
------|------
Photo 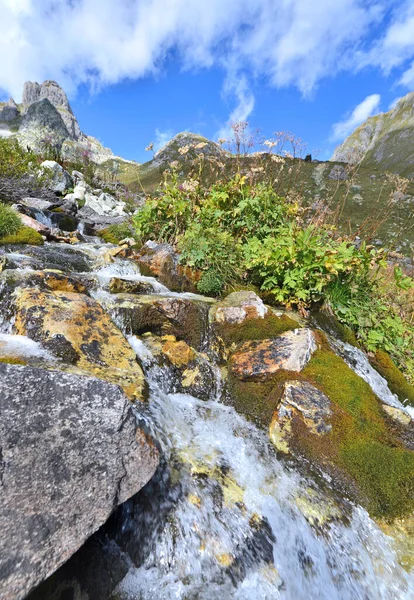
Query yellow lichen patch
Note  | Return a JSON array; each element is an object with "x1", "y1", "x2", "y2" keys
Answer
[
  {"x1": 162, "y1": 339, "x2": 196, "y2": 367},
  {"x1": 42, "y1": 272, "x2": 88, "y2": 294},
  {"x1": 14, "y1": 288, "x2": 146, "y2": 401},
  {"x1": 0, "y1": 356, "x2": 26, "y2": 365},
  {"x1": 181, "y1": 367, "x2": 200, "y2": 388},
  {"x1": 294, "y1": 488, "x2": 342, "y2": 527},
  {"x1": 216, "y1": 553, "x2": 234, "y2": 568},
  {"x1": 188, "y1": 494, "x2": 202, "y2": 508},
  {"x1": 382, "y1": 405, "x2": 411, "y2": 426},
  {"x1": 378, "y1": 515, "x2": 414, "y2": 572}
]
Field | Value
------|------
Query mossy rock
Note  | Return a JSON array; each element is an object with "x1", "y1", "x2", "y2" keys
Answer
[
  {"x1": 370, "y1": 349, "x2": 414, "y2": 407},
  {"x1": 0, "y1": 226, "x2": 44, "y2": 246},
  {"x1": 295, "y1": 335, "x2": 414, "y2": 519},
  {"x1": 214, "y1": 311, "x2": 300, "y2": 347}
]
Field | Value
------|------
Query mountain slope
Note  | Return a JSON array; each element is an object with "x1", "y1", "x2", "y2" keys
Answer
[{"x1": 332, "y1": 92, "x2": 414, "y2": 176}]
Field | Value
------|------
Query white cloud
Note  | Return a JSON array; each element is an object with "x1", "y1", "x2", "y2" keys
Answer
[
  {"x1": 0, "y1": 0, "x2": 413, "y2": 127},
  {"x1": 331, "y1": 94, "x2": 381, "y2": 141},
  {"x1": 0, "y1": 1, "x2": 385, "y2": 97},
  {"x1": 153, "y1": 128, "x2": 175, "y2": 153}
]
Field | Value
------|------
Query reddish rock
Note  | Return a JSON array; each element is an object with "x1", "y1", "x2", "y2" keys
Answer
[{"x1": 230, "y1": 329, "x2": 316, "y2": 381}]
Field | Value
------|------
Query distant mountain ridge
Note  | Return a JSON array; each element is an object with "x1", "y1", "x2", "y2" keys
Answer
[
  {"x1": 332, "y1": 92, "x2": 414, "y2": 176},
  {"x1": 0, "y1": 80, "x2": 117, "y2": 164}
]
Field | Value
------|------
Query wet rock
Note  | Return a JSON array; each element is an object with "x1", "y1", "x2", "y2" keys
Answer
[
  {"x1": 20, "y1": 198, "x2": 56, "y2": 211},
  {"x1": 0, "y1": 363, "x2": 158, "y2": 600},
  {"x1": 13, "y1": 288, "x2": 146, "y2": 401},
  {"x1": 135, "y1": 242, "x2": 198, "y2": 293},
  {"x1": 108, "y1": 277, "x2": 158, "y2": 295},
  {"x1": 230, "y1": 329, "x2": 317, "y2": 381},
  {"x1": 17, "y1": 213, "x2": 50, "y2": 236},
  {"x1": 40, "y1": 160, "x2": 73, "y2": 194},
  {"x1": 8, "y1": 245, "x2": 94, "y2": 272},
  {"x1": 102, "y1": 294, "x2": 214, "y2": 351},
  {"x1": 210, "y1": 291, "x2": 268, "y2": 325},
  {"x1": 270, "y1": 381, "x2": 332, "y2": 453},
  {"x1": 142, "y1": 335, "x2": 217, "y2": 401}
]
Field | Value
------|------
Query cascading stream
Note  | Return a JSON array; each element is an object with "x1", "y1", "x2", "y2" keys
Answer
[
  {"x1": 109, "y1": 334, "x2": 413, "y2": 600},
  {"x1": 1, "y1": 242, "x2": 413, "y2": 599}
]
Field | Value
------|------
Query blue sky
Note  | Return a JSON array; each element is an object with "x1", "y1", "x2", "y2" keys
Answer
[{"x1": 1, "y1": 0, "x2": 414, "y2": 163}]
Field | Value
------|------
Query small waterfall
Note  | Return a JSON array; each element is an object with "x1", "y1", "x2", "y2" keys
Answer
[{"x1": 109, "y1": 336, "x2": 413, "y2": 600}]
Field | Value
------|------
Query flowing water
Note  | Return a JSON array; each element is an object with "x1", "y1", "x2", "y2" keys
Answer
[{"x1": 1, "y1": 241, "x2": 413, "y2": 600}]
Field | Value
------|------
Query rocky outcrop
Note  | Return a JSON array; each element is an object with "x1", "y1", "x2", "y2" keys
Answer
[
  {"x1": 230, "y1": 329, "x2": 316, "y2": 380},
  {"x1": 13, "y1": 288, "x2": 146, "y2": 401},
  {"x1": 23, "y1": 80, "x2": 81, "y2": 140},
  {"x1": 19, "y1": 99, "x2": 70, "y2": 150},
  {"x1": 0, "y1": 363, "x2": 159, "y2": 600},
  {"x1": 332, "y1": 92, "x2": 414, "y2": 176},
  {"x1": 0, "y1": 80, "x2": 116, "y2": 165},
  {"x1": 0, "y1": 98, "x2": 19, "y2": 122},
  {"x1": 153, "y1": 132, "x2": 227, "y2": 166}
]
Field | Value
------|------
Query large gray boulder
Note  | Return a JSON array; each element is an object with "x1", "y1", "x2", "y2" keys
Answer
[
  {"x1": 40, "y1": 160, "x2": 73, "y2": 194},
  {"x1": 0, "y1": 363, "x2": 159, "y2": 600}
]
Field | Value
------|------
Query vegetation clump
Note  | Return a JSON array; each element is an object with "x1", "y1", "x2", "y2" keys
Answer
[
  {"x1": 133, "y1": 170, "x2": 414, "y2": 381},
  {"x1": 98, "y1": 221, "x2": 138, "y2": 244},
  {"x1": 0, "y1": 225, "x2": 44, "y2": 246},
  {"x1": 0, "y1": 202, "x2": 23, "y2": 238}
]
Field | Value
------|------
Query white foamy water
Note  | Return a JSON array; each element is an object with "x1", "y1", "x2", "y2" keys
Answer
[
  {"x1": 113, "y1": 341, "x2": 413, "y2": 600},
  {"x1": 330, "y1": 338, "x2": 414, "y2": 419},
  {"x1": 0, "y1": 333, "x2": 55, "y2": 361}
]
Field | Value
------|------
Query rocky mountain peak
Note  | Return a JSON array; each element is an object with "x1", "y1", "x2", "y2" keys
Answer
[
  {"x1": 22, "y1": 80, "x2": 80, "y2": 140},
  {"x1": 0, "y1": 80, "x2": 114, "y2": 164},
  {"x1": 23, "y1": 80, "x2": 71, "y2": 113}
]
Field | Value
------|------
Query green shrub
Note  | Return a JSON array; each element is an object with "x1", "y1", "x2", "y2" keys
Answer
[
  {"x1": 0, "y1": 225, "x2": 44, "y2": 246},
  {"x1": 133, "y1": 174, "x2": 414, "y2": 377},
  {"x1": 0, "y1": 138, "x2": 37, "y2": 178},
  {"x1": 0, "y1": 203, "x2": 22, "y2": 238}
]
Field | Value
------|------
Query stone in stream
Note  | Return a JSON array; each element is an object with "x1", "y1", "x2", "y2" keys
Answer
[
  {"x1": 230, "y1": 329, "x2": 317, "y2": 381},
  {"x1": 270, "y1": 380, "x2": 332, "y2": 453},
  {"x1": 108, "y1": 277, "x2": 158, "y2": 295},
  {"x1": 102, "y1": 294, "x2": 215, "y2": 351},
  {"x1": 0, "y1": 363, "x2": 159, "y2": 600},
  {"x1": 13, "y1": 287, "x2": 146, "y2": 401},
  {"x1": 141, "y1": 335, "x2": 218, "y2": 401},
  {"x1": 134, "y1": 241, "x2": 199, "y2": 293},
  {"x1": 210, "y1": 291, "x2": 268, "y2": 325}
]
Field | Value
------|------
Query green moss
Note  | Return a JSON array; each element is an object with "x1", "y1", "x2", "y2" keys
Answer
[
  {"x1": 0, "y1": 226, "x2": 44, "y2": 246},
  {"x1": 370, "y1": 350, "x2": 414, "y2": 407},
  {"x1": 311, "y1": 310, "x2": 360, "y2": 347},
  {"x1": 227, "y1": 369, "x2": 299, "y2": 426},
  {"x1": 300, "y1": 339, "x2": 414, "y2": 519},
  {"x1": 98, "y1": 222, "x2": 136, "y2": 244},
  {"x1": 217, "y1": 312, "x2": 300, "y2": 346}
]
